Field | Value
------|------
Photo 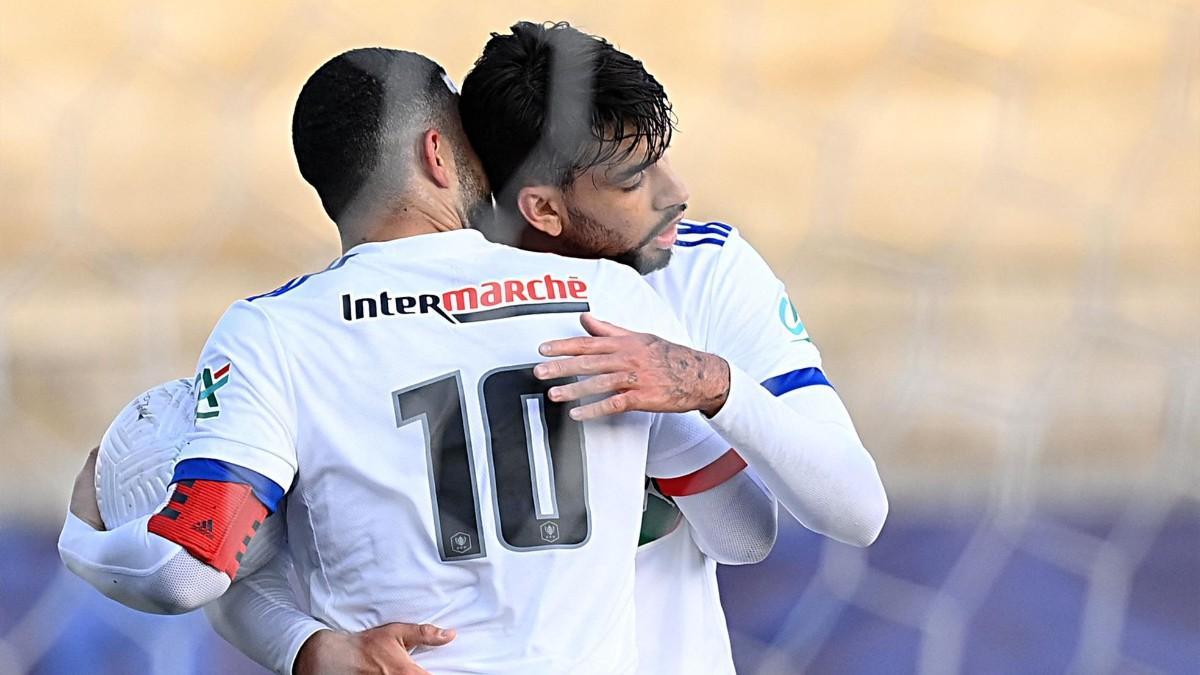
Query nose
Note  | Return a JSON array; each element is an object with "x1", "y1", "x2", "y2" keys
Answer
[{"x1": 653, "y1": 154, "x2": 690, "y2": 211}]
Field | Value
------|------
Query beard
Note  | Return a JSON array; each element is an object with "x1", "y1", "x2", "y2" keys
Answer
[
  {"x1": 454, "y1": 143, "x2": 494, "y2": 229},
  {"x1": 562, "y1": 205, "x2": 677, "y2": 275}
]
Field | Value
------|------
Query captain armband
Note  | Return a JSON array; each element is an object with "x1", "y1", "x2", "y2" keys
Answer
[{"x1": 147, "y1": 479, "x2": 269, "y2": 580}]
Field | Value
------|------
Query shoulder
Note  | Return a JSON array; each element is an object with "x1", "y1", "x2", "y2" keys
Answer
[
  {"x1": 652, "y1": 218, "x2": 749, "y2": 288},
  {"x1": 672, "y1": 219, "x2": 782, "y2": 284},
  {"x1": 243, "y1": 252, "x2": 359, "y2": 306},
  {"x1": 579, "y1": 259, "x2": 660, "y2": 315},
  {"x1": 672, "y1": 219, "x2": 753, "y2": 264}
]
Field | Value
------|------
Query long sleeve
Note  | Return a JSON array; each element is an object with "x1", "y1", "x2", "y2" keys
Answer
[
  {"x1": 672, "y1": 469, "x2": 778, "y2": 564},
  {"x1": 58, "y1": 511, "x2": 232, "y2": 614},
  {"x1": 705, "y1": 365, "x2": 888, "y2": 547},
  {"x1": 205, "y1": 549, "x2": 330, "y2": 675}
]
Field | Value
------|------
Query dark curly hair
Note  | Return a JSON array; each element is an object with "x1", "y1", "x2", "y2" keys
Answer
[{"x1": 460, "y1": 21, "x2": 676, "y2": 205}]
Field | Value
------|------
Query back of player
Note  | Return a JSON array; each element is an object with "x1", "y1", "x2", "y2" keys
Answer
[{"x1": 181, "y1": 229, "x2": 726, "y2": 674}]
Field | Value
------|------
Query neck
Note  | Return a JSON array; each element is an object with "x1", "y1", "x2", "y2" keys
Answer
[
  {"x1": 479, "y1": 209, "x2": 564, "y2": 255},
  {"x1": 339, "y1": 199, "x2": 466, "y2": 254}
]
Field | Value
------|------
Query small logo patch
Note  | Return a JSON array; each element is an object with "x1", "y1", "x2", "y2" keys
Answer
[
  {"x1": 450, "y1": 532, "x2": 473, "y2": 553},
  {"x1": 778, "y1": 295, "x2": 811, "y2": 341},
  {"x1": 192, "y1": 519, "x2": 215, "y2": 537},
  {"x1": 195, "y1": 363, "x2": 231, "y2": 419}
]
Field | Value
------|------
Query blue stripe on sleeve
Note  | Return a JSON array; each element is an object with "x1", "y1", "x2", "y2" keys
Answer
[
  {"x1": 246, "y1": 274, "x2": 310, "y2": 302},
  {"x1": 246, "y1": 253, "x2": 358, "y2": 302},
  {"x1": 681, "y1": 220, "x2": 732, "y2": 233},
  {"x1": 171, "y1": 458, "x2": 286, "y2": 513},
  {"x1": 677, "y1": 224, "x2": 731, "y2": 238},
  {"x1": 675, "y1": 237, "x2": 727, "y2": 248},
  {"x1": 761, "y1": 367, "x2": 832, "y2": 396}
]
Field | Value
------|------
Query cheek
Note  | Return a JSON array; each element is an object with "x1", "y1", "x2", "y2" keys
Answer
[
  {"x1": 579, "y1": 197, "x2": 643, "y2": 243},
  {"x1": 615, "y1": 193, "x2": 660, "y2": 239}
]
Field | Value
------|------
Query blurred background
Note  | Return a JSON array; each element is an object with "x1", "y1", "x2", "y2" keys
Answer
[{"x1": 1, "y1": 0, "x2": 1197, "y2": 673}]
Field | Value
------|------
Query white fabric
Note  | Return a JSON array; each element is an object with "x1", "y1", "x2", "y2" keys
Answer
[
  {"x1": 643, "y1": 223, "x2": 824, "y2": 384},
  {"x1": 632, "y1": 220, "x2": 885, "y2": 675},
  {"x1": 58, "y1": 512, "x2": 230, "y2": 614},
  {"x1": 185, "y1": 229, "x2": 730, "y2": 674},
  {"x1": 632, "y1": 524, "x2": 734, "y2": 675},
  {"x1": 707, "y1": 366, "x2": 888, "y2": 546},
  {"x1": 204, "y1": 223, "x2": 884, "y2": 674},
  {"x1": 206, "y1": 550, "x2": 328, "y2": 675},
  {"x1": 674, "y1": 469, "x2": 777, "y2": 564}
]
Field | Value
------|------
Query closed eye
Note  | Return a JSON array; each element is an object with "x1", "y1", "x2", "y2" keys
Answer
[{"x1": 620, "y1": 173, "x2": 645, "y2": 192}]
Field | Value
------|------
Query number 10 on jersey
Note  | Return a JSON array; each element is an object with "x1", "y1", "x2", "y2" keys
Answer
[{"x1": 393, "y1": 365, "x2": 591, "y2": 562}]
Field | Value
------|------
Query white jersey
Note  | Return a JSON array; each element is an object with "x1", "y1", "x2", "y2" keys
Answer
[
  {"x1": 181, "y1": 229, "x2": 730, "y2": 675},
  {"x1": 635, "y1": 220, "x2": 824, "y2": 675}
]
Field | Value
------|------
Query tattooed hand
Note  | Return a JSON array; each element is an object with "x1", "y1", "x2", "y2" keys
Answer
[{"x1": 534, "y1": 313, "x2": 731, "y2": 421}]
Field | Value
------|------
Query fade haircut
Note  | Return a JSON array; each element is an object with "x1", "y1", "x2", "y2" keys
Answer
[
  {"x1": 460, "y1": 21, "x2": 676, "y2": 207},
  {"x1": 292, "y1": 48, "x2": 460, "y2": 226}
]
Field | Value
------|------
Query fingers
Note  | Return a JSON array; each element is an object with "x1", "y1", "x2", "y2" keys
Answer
[
  {"x1": 547, "y1": 373, "x2": 634, "y2": 403},
  {"x1": 579, "y1": 313, "x2": 633, "y2": 337},
  {"x1": 538, "y1": 317, "x2": 642, "y2": 356},
  {"x1": 377, "y1": 622, "x2": 456, "y2": 648},
  {"x1": 82, "y1": 445, "x2": 99, "y2": 474},
  {"x1": 569, "y1": 392, "x2": 637, "y2": 421},
  {"x1": 412, "y1": 623, "x2": 456, "y2": 647},
  {"x1": 538, "y1": 335, "x2": 617, "y2": 358},
  {"x1": 534, "y1": 355, "x2": 622, "y2": 380},
  {"x1": 70, "y1": 446, "x2": 105, "y2": 530},
  {"x1": 298, "y1": 625, "x2": 446, "y2": 675},
  {"x1": 74, "y1": 446, "x2": 99, "y2": 489}
]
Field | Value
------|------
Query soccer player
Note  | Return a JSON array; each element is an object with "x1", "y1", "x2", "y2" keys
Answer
[
  {"x1": 468, "y1": 24, "x2": 889, "y2": 672},
  {"x1": 58, "y1": 48, "x2": 777, "y2": 674},
  {"x1": 205, "y1": 23, "x2": 888, "y2": 675}
]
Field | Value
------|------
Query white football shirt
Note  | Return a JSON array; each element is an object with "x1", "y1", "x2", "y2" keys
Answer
[
  {"x1": 180, "y1": 229, "x2": 730, "y2": 675},
  {"x1": 635, "y1": 220, "x2": 824, "y2": 675}
]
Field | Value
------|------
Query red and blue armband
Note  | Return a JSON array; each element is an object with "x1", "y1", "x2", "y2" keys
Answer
[
  {"x1": 655, "y1": 448, "x2": 748, "y2": 497},
  {"x1": 147, "y1": 459, "x2": 283, "y2": 580}
]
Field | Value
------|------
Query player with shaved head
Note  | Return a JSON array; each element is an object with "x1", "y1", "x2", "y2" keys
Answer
[
  {"x1": 61, "y1": 45, "x2": 785, "y2": 675},
  {"x1": 194, "y1": 23, "x2": 887, "y2": 675},
  {"x1": 63, "y1": 23, "x2": 887, "y2": 675}
]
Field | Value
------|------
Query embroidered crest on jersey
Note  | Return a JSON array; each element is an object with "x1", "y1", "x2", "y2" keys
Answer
[
  {"x1": 341, "y1": 275, "x2": 590, "y2": 325},
  {"x1": 778, "y1": 294, "x2": 811, "y2": 341},
  {"x1": 194, "y1": 363, "x2": 231, "y2": 419}
]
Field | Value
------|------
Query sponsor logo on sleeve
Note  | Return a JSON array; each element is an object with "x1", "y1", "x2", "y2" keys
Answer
[
  {"x1": 778, "y1": 294, "x2": 811, "y2": 342},
  {"x1": 194, "y1": 363, "x2": 230, "y2": 420}
]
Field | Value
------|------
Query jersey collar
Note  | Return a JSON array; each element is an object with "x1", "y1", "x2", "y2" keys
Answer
[{"x1": 345, "y1": 228, "x2": 487, "y2": 259}]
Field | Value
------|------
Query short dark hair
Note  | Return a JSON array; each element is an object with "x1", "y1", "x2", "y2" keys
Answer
[
  {"x1": 293, "y1": 48, "x2": 458, "y2": 225},
  {"x1": 460, "y1": 21, "x2": 676, "y2": 204}
]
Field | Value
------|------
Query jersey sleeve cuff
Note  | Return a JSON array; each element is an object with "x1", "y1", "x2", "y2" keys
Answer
[
  {"x1": 704, "y1": 364, "x2": 784, "y2": 445},
  {"x1": 286, "y1": 625, "x2": 333, "y2": 675},
  {"x1": 178, "y1": 437, "x2": 296, "y2": 496}
]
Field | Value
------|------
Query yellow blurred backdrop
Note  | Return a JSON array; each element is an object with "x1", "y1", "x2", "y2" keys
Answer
[{"x1": 1, "y1": 0, "x2": 1197, "y2": 523}]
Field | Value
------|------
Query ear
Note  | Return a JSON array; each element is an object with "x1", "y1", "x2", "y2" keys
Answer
[
  {"x1": 516, "y1": 185, "x2": 565, "y2": 237},
  {"x1": 421, "y1": 129, "x2": 453, "y2": 189}
]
